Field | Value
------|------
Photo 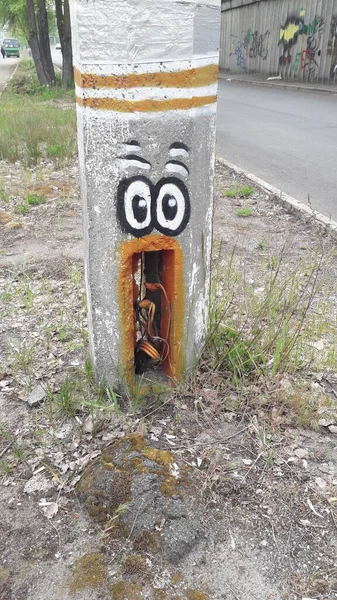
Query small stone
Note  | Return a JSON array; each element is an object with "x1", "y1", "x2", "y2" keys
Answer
[
  {"x1": 294, "y1": 448, "x2": 309, "y2": 459},
  {"x1": 318, "y1": 463, "x2": 334, "y2": 475},
  {"x1": 21, "y1": 467, "x2": 33, "y2": 480},
  {"x1": 54, "y1": 423, "x2": 73, "y2": 439},
  {"x1": 83, "y1": 416, "x2": 93, "y2": 434},
  {"x1": 318, "y1": 418, "x2": 336, "y2": 427},
  {"x1": 28, "y1": 384, "x2": 46, "y2": 407},
  {"x1": 24, "y1": 473, "x2": 53, "y2": 494},
  {"x1": 315, "y1": 477, "x2": 327, "y2": 490},
  {"x1": 328, "y1": 425, "x2": 337, "y2": 434},
  {"x1": 312, "y1": 340, "x2": 324, "y2": 350}
]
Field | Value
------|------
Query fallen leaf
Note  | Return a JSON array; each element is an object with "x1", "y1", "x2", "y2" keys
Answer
[{"x1": 307, "y1": 498, "x2": 323, "y2": 518}]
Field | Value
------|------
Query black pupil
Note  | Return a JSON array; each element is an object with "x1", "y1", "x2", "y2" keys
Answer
[
  {"x1": 162, "y1": 194, "x2": 178, "y2": 221},
  {"x1": 132, "y1": 195, "x2": 147, "y2": 223}
]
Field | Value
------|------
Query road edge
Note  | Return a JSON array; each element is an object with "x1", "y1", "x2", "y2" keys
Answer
[
  {"x1": 217, "y1": 157, "x2": 337, "y2": 240},
  {"x1": 218, "y1": 72, "x2": 337, "y2": 96},
  {"x1": 0, "y1": 59, "x2": 20, "y2": 97}
]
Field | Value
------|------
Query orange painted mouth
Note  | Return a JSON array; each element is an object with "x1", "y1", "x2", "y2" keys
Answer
[{"x1": 118, "y1": 234, "x2": 185, "y2": 387}]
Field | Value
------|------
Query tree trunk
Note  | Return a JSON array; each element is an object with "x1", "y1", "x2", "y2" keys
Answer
[
  {"x1": 55, "y1": 0, "x2": 74, "y2": 88},
  {"x1": 36, "y1": 0, "x2": 56, "y2": 85},
  {"x1": 26, "y1": 0, "x2": 49, "y2": 85}
]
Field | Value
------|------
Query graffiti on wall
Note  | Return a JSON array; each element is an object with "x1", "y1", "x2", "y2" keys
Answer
[
  {"x1": 327, "y1": 15, "x2": 337, "y2": 78},
  {"x1": 229, "y1": 34, "x2": 247, "y2": 71},
  {"x1": 117, "y1": 142, "x2": 191, "y2": 238},
  {"x1": 279, "y1": 9, "x2": 325, "y2": 81},
  {"x1": 229, "y1": 28, "x2": 270, "y2": 71},
  {"x1": 249, "y1": 29, "x2": 270, "y2": 59}
]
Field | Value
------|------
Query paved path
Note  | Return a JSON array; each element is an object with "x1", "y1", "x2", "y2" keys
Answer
[
  {"x1": 216, "y1": 80, "x2": 337, "y2": 221},
  {"x1": 51, "y1": 48, "x2": 62, "y2": 69},
  {"x1": 0, "y1": 57, "x2": 19, "y2": 93}
]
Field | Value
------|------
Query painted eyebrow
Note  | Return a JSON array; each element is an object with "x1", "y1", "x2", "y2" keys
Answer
[
  {"x1": 119, "y1": 154, "x2": 151, "y2": 170},
  {"x1": 165, "y1": 160, "x2": 189, "y2": 176},
  {"x1": 124, "y1": 154, "x2": 150, "y2": 165},
  {"x1": 170, "y1": 142, "x2": 189, "y2": 152},
  {"x1": 169, "y1": 142, "x2": 189, "y2": 158}
]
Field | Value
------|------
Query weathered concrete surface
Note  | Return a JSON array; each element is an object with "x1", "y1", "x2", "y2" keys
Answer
[
  {"x1": 71, "y1": 0, "x2": 221, "y2": 386},
  {"x1": 76, "y1": 435, "x2": 203, "y2": 565}
]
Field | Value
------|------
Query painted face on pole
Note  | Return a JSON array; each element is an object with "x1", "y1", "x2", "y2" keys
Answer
[
  {"x1": 116, "y1": 142, "x2": 191, "y2": 238},
  {"x1": 70, "y1": 0, "x2": 221, "y2": 386}
]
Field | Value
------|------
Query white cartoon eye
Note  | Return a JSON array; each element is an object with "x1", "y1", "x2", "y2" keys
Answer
[
  {"x1": 117, "y1": 177, "x2": 153, "y2": 238},
  {"x1": 154, "y1": 178, "x2": 190, "y2": 236}
]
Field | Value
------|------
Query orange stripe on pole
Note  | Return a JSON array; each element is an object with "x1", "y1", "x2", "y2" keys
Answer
[
  {"x1": 76, "y1": 95, "x2": 217, "y2": 112},
  {"x1": 74, "y1": 64, "x2": 218, "y2": 90}
]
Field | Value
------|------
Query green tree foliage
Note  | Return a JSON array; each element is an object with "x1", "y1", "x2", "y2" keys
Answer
[
  {"x1": 0, "y1": 0, "x2": 28, "y2": 38},
  {"x1": 1, "y1": 0, "x2": 73, "y2": 90}
]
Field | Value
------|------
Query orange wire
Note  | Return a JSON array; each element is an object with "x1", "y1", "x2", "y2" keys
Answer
[
  {"x1": 144, "y1": 283, "x2": 171, "y2": 343},
  {"x1": 135, "y1": 282, "x2": 172, "y2": 368}
]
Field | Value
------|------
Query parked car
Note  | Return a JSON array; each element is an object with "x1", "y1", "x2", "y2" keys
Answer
[
  {"x1": 3, "y1": 38, "x2": 20, "y2": 58},
  {"x1": 55, "y1": 43, "x2": 61, "y2": 50}
]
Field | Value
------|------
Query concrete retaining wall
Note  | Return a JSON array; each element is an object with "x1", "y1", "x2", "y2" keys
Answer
[{"x1": 220, "y1": 0, "x2": 337, "y2": 83}]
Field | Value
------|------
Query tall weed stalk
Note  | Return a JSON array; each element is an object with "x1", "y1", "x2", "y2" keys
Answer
[{"x1": 205, "y1": 242, "x2": 336, "y2": 382}]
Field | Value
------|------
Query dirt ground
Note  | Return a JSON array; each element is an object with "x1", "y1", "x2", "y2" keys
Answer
[{"x1": 0, "y1": 158, "x2": 337, "y2": 600}]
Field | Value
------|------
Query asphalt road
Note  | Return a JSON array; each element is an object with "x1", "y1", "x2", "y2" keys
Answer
[
  {"x1": 216, "y1": 80, "x2": 337, "y2": 221},
  {"x1": 0, "y1": 57, "x2": 19, "y2": 92}
]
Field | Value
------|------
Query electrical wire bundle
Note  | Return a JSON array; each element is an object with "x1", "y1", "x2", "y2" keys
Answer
[{"x1": 134, "y1": 282, "x2": 171, "y2": 374}]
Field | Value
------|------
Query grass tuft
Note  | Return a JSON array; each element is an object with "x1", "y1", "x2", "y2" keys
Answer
[
  {"x1": 238, "y1": 185, "x2": 254, "y2": 197},
  {"x1": 204, "y1": 243, "x2": 337, "y2": 386},
  {"x1": 26, "y1": 194, "x2": 45, "y2": 206},
  {"x1": 236, "y1": 206, "x2": 253, "y2": 217},
  {"x1": 196, "y1": 239, "x2": 337, "y2": 428},
  {"x1": 14, "y1": 202, "x2": 29, "y2": 215},
  {"x1": 225, "y1": 186, "x2": 255, "y2": 199}
]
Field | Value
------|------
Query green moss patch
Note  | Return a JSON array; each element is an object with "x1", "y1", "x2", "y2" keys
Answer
[
  {"x1": 110, "y1": 581, "x2": 142, "y2": 599},
  {"x1": 185, "y1": 590, "x2": 209, "y2": 600},
  {"x1": 123, "y1": 554, "x2": 147, "y2": 575},
  {"x1": 0, "y1": 567, "x2": 10, "y2": 583},
  {"x1": 77, "y1": 434, "x2": 181, "y2": 525},
  {"x1": 132, "y1": 529, "x2": 159, "y2": 553},
  {"x1": 68, "y1": 552, "x2": 105, "y2": 594}
]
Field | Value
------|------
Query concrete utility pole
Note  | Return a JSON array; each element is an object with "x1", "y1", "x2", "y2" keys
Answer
[{"x1": 70, "y1": 0, "x2": 221, "y2": 390}]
